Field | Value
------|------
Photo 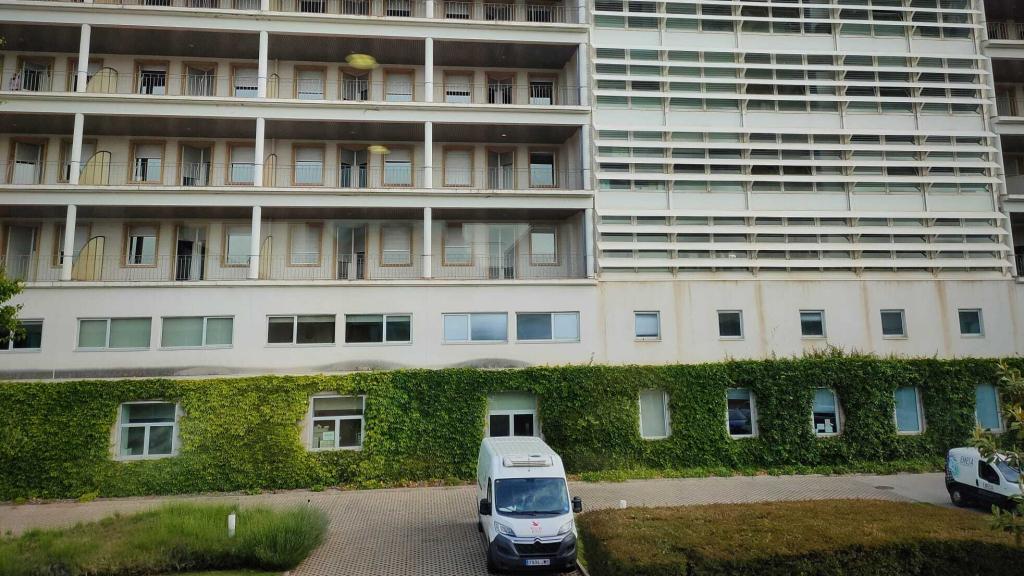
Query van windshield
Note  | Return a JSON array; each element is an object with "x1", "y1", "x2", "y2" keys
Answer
[
  {"x1": 494, "y1": 477, "x2": 570, "y2": 517},
  {"x1": 997, "y1": 460, "x2": 1020, "y2": 484}
]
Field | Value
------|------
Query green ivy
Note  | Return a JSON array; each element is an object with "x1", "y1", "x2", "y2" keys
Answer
[{"x1": 0, "y1": 356, "x2": 1014, "y2": 501}]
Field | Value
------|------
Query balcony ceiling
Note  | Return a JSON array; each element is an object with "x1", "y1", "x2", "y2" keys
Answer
[
  {"x1": 1000, "y1": 134, "x2": 1024, "y2": 154},
  {"x1": 0, "y1": 114, "x2": 75, "y2": 135},
  {"x1": 0, "y1": 24, "x2": 259, "y2": 59},
  {"x1": 266, "y1": 121, "x2": 577, "y2": 144},
  {"x1": 0, "y1": 205, "x2": 580, "y2": 220},
  {"x1": 82, "y1": 116, "x2": 257, "y2": 139},
  {"x1": 994, "y1": 59, "x2": 1024, "y2": 79},
  {"x1": 985, "y1": 0, "x2": 1024, "y2": 20}
]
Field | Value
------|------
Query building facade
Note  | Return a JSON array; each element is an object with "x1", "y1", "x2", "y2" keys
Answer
[{"x1": 0, "y1": 0, "x2": 1019, "y2": 379}]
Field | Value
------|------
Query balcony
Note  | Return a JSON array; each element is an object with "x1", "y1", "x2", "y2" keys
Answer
[{"x1": 988, "y1": 22, "x2": 1024, "y2": 42}]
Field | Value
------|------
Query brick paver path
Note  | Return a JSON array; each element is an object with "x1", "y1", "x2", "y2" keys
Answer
[{"x1": 0, "y1": 473, "x2": 948, "y2": 575}]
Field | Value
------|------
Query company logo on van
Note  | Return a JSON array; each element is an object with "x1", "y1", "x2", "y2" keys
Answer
[
  {"x1": 947, "y1": 454, "x2": 960, "y2": 478},
  {"x1": 530, "y1": 520, "x2": 542, "y2": 534}
]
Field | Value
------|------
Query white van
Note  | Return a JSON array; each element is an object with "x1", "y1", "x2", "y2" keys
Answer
[
  {"x1": 945, "y1": 447, "x2": 1021, "y2": 508},
  {"x1": 477, "y1": 436, "x2": 582, "y2": 573}
]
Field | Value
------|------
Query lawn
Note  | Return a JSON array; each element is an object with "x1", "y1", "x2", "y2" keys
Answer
[
  {"x1": 578, "y1": 499, "x2": 1024, "y2": 576},
  {"x1": 0, "y1": 503, "x2": 327, "y2": 576}
]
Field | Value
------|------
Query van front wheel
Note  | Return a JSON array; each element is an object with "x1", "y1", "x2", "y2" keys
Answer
[{"x1": 949, "y1": 487, "x2": 970, "y2": 508}]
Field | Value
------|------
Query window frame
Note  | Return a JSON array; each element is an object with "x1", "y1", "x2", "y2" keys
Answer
[
  {"x1": 159, "y1": 316, "x2": 234, "y2": 349},
  {"x1": 66, "y1": 57, "x2": 103, "y2": 92},
  {"x1": 0, "y1": 319, "x2": 43, "y2": 352},
  {"x1": 266, "y1": 314, "x2": 337, "y2": 346},
  {"x1": 177, "y1": 140, "x2": 215, "y2": 187},
  {"x1": 114, "y1": 400, "x2": 182, "y2": 461},
  {"x1": 638, "y1": 389, "x2": 671, "y2": 440},
  {"x1": 291, "y1": 143, "x2": 326, "y2": 187},
  {"x1": 52, "y1": 222, "x2": 92, "y2": 267},
  {"x1": 181, "y1": 61, "x2": 218, "y2": 96},
  {"x1": 528, "y1": 224, "x2": 559, "y2": 266},
  {"x1": 441, "y1": 222, "x2": 473, "y2": 266},
  {"x1": 57, "y1": 137, "x2": 99, "y2": 184},
  {"x1": 514, "y1": 311, "x2": 580, "y2": 343},
  {"x1": 343, "y1": 313, "x2": 413, "y2": 345},
  {"x1": 379, "y1": 223, "x2": 414, "y2": 267},
  {"x1": 76, "y1": 317, "x2": 152, "y2": 351},
  {"x1": 799, "y1": 309, "x2": 827, "y2": 339},
  {"x1": 487, "y1": 404, "x2": 539, "y2": 438},
  {"x1": 893, "y1": 385, "x2": 924, "y2": 435},
  {"x1": 122, "y1": 222, "x2": 161, "y2": 268},
  {"x1": 293, "y1": 64, "x2": 327, "y2": 100},
  {"x1": 442, "y1": 312, "x2": 509, "y2": 344},
  {"x1": 527, "y1": 73, "x2": 558, "y2": 105},
  {"x1": 811, "y1": 387, "x2": 842, "y2": 437},
  {"x1": 225, "y1": 141, "x2": 257, "y2": 185},
  {"x1": 442, "y1": 71, "x2": 474, "y2": 104},
  {"x1": 381, "y1": 145, "x2": 415, "y2": 187},
  {"x1": 308, "y1": 394, "x2": 366, "y2": 451},
  {"x1": 128, "y1": 140, "x2": 167, "y2": 184},
  {"x1": 527, "y1": 148, "x2": 558, "y2": 188},
  {"x1": 726, "y1": 387, "x2": 758, "y2": 439},
  {"x1": 717, "y1": 309, "x2": 744, "y2": 340},
  {"x1": 442, "y1": 145, "x2": 474, "y2": 187},
  {"x1": 230, "y1": 63, "x2": 259, "y2": 98},
  {"x1": 975, "y1": 382, "x2": 1004, "y2": 433},
  {"x1": 133, "y1": 59, "x2": 170, "y2": 96},
  {"x1": 634, "y1": 310, "x2": 661, "y2": 341},
  {"x1": 957, "y1": 308, "x2": 984, "y2": 337},
  {"x1": 14, "y1": 55, "x2": 55, "y2": 93},
  {"x1": 880, "y1": 308, "x2": 908, "y2": 339},
  {"x1": 222, "y1": 224, "x2": 252, "y2": 267},
  {"x1": 287, "y1": 222, "x2": 324, "y2": 267},
  {"x1": 7, "y1": 137, "x2": 48, "y2": 185},
  {"x1": 383, "y1": 68, "x2": 415, "y2": 102}
]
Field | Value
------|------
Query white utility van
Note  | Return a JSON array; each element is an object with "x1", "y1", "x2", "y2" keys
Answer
[
  {"x1": 946, "y1": 447, "x2": 1021, "y2": 508},
  {"x1": 477, "y1": 437, "x2": 582, "y2": 573}
]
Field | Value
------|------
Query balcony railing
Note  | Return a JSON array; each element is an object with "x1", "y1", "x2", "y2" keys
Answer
[
  {"x1": 988, "y1": 22, "x2": 1024, "y2": 42},
  {"x1": 996, "y1": 95, "x2": 1024, "y2": 118},
  {"x1": 435, "y1": 1, "x2": 575, "y2": 23},
  {"x1": 1, "y1": 162, "x2": 587, "y2": 190},
  {"x1": 1, "y1": 251, "x2": 585, "y2": 282},
  {"x1": 272, "y1": 0, "x2": 427, "y2": 16}
]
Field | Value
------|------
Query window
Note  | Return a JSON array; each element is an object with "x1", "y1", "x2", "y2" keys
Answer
[
  {"x1": 117, "y1": 402, "x2": 179, "y2": 459},
  {"x1": 979, "y1": 460, "x2": 1001, "y2": 485},
  {"x1": 161, "y1": 316, "x2": 233, "y2": 348},
  {"x1": 881, "y1": 309, "x2": 907, "y2": 338},
  {"x1": 184, "y1": 63, "x2": 216, "y2": 96},
  {"x1": 727, "y1": 388, "x2": 756, "y2": 437},
  {"x1": 125, "y1": 224, "x2": 158, "y2": 266},
  {"x1": 339, "y1": 148, "x2": 369, "y2": 188},
  {"x1": 487, "y1": 392, "x2": 537, "y2": 437},
  {"x1": 78, "y1": 318, "x2": 152, "y2": 350},
  {"x1": 958, "y1": 308, "x2": 983, "y2": 337},
  {"x1": 894, "y1": 386, "x2": 923, "y2": 434},
  {"x1": 800, "y1": 310, "x2": 826, "y2": 338},
  {"x1": 289, "y1": 223, "x2": 322, "y2": 265},
  {"x1": 634, "y1": 311, "x2": 660, "y2": 340},
  {"x1": 53, "y1": 224, "x2": 90, "y2": 266},
  {"x1": 381, "y1": 224, "x2": 413, "y2": 266},
  {"x1": 0, "y1": 320, "x2": 42, "y2": 351},
  {"x1": 718, "y1": 310, "x2": 743, "y2": 339},
  {"x1": 136, "y1": 62, "x2": 167, "y2": 95},
  {"x1": 975, "y1": 383, "x2": 1002, "y2": 431},
  {"x1": 229, "y1": 145, "x2": 255, "y2": 184},
  {"x1": 444, "y1": 73, "x2": 472, "y2": 104},
  {"x1": 267, "y1": 315, "x2": 336, "y2": 345},
  {"x1": 639, "y1": 389, "x2": 669, "y2": 439},
  {"x1": 443, "y1": 223, "x2": 472, "y2": 265},
  {"x1": 529, "y1": 78, "x2": 555, "y2": 105},
  {"x1": 180, "y1": 144, "x2": 212, "y2": 186},
  {"x1": 528, "y1": 151, "x2": 556, "y2": 187},
  {"x1": 341, "y1": 71, "x2": 369, "y2": 101},
  {"x1": 60, "y1": 139, "x2": 97, "y2": 183},
  {"x1": 10, "y1": 140, "x2": 44, "y2": 185},
  {"x1": 529, "y1": 225, "x2": 557, "y2": 265},
  {"x1": 345, "y1": 314, "x2": 411, "y2": 343},
  {"x1": 444, "y1": 148, "x2": 472, "y2": 186},
  {"x1": 295, "y1": 67, "x2": 325, "y2": 100},
  {"x1": 516, "y1": 312, "x2": 579, "y2": 342},
  {"x1": 294, "y1": 145, "x2": 324, "y2": 185},
  {"x1": 443, "y1": 313, "x2": 508, "y2": 343},
  {"x1": 15, "y1": 57, "x2": 53, "y2": 92},
  {"x1": 310, "y1": 395, "x2": 364, "y2": 450},
  {"x1": 224, "y1": 225, "x2": 251, "y2": 266},
  {"x1": 383, "y1": 148, "x2": 413, "y2": 186},
  {"x1": 385, "y1": 71, "x2": 414, "y2": 102},
  {"x1": 131, "y1": 142, "x2": 164, "y2": 183},
  {"x1": 233, "y1": 66, "x2": 258, "y2": 97},
  {"x1": 812, "y1": 388, "x2": 841, "y2": 436}
]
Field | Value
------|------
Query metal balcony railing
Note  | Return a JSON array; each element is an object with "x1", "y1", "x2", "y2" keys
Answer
[
  {"x1": 0, "y1": 251, "x2": 586, "y2": 283},
  {"x1": 996, "y1": 95, "x2": 1024, "y2": 118},
  {"x1": 272, "y1": 0, "x2": 427, "y2": 16},
  {"x1": 988, "y1": 22, "x2": 1024, "y2": 42},
  {"x1": 436, "y1": 1, "x2": 576, "y2": 23}
]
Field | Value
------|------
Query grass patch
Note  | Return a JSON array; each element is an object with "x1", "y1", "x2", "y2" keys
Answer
[
  {"x1": 579, "y1": 499, "x2": 1024, "y2": 576},
  {"x1": 573, "y1": 458, "x2": 943, "y2": 483},
  {"x1": 0, "y1": 503, "x2": 327, "y2": 576}
]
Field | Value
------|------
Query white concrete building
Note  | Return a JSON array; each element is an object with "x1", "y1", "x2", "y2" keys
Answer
[{"x1": 0, "y1": 0, "x2": 1017, "y2": 378}]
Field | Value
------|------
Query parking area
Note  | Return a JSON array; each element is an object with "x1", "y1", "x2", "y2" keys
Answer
[{"x1": 0, "y1": 473, "x2": 948, "y2": 576}]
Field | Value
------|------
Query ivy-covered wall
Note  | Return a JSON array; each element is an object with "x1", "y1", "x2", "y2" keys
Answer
[{"x1": 0, "y1": 355, "x2": 1010, "y2": 500}]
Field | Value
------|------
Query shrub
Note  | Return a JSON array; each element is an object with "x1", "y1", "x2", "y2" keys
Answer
[
  {"x1": 578, "y1": 500, "x2": 1024, "y2": 576},
  {"x1": 0, "y1": 503, "x2": 327, "y2": 576}
]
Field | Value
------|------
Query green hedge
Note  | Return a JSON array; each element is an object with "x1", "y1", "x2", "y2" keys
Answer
[{"x1": 0, "y1": 355, "x2": 1012, "y2": 500}]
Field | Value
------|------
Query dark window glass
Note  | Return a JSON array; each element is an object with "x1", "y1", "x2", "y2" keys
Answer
[
  {"x1": 346, "y1": 315, "x2": 384, "y2": 343},
  {"x1": 489, "y1": 414, "x2": 510, "y2": 437},
  {"x1": 385, "y1": 316, "x2": 411, "y2": 342},
  {"x1": 267, "y1": 317, "x2": 295, "y2": 344},
  {"x1": 296, "y1": 315, "x2": 335, "y2": 344},
  {"x1": 517, "y1": 313, "x2": 552, "y2": 340},
  {"x1": 881, "y1": 310, "x2": 905, "y2": 336},
  {"x1": 979, "y1": 461, "x2": 1000, "y2": 484},
  {"x1": 718, "y1": 311, "x2": 742, "y2": 338},
  {"x1": 800, "y1": 311, "x2": 825, "y2": 337},
  {"x1": 513, "y1": 413, "x2": 534, "y2": 436}
]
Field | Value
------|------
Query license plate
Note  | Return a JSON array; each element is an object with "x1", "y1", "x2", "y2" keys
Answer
[{"x1": 524, "y1": 559, "x2": 551, "y2": 567}]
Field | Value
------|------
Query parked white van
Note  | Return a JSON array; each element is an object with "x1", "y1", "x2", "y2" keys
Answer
[
  {"x1": 477, "y1": 436, "x2": 582, "y2": 573},
  {"x1": 945, "y1": 447, "x2": 1021, "y2": 508}
]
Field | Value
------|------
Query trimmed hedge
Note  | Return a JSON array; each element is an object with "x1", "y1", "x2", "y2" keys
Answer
[
  {"x1": 0, "y1": 355, "x2": 1013, "y2": 500},
  {"x1": 577, "y1": 500, "x2": 1024, "y2": 576}
]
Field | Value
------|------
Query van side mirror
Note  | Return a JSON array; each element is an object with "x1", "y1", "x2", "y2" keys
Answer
[
  {"x1": 479, "y1": 498, "x2": 492, "y2": 516},
  {"x1": 572, "y1": 496, "x2": 583, "y2": 513}
]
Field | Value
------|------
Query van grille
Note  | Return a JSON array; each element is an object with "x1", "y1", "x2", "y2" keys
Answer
[{"x1": 515, "y1": 541, "x2": 561, "y2": 556}]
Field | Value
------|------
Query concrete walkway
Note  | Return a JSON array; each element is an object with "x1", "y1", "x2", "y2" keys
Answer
[{"x1": 0, "y1": 473, "x2": 949, "y2": 576}]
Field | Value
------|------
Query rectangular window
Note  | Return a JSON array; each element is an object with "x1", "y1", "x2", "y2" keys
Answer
[
  {"x1": 718, "y1": 310, "x2": 743, "y2": 339},
  {"x1": 341, "y1": 71, "x2": 369, "y2": 101},
  {"x1": 381, "y1": 225, "x2": 413, "y2": 266},
  {"x1": 60, "y1": 140, "x2": 97, "y2": 183},
  {"x1": 131, "y1": 143, "x2": 164, "y2": 183},
  {"x1": 117, "y1": 402, "x2": 179, "y2": 459},
  {"x1": 444, "y1": 148, "x2": 472, "y2": 186},
  {"x1": 529, "y1": 225, "x2": 557, "y2": 265},
  {"x1": 516, "y1": 312, "x2": 580, "y2": 342},
  {"x1": 443, "y1": 223, "x2": 472, "y2": 265},
  {"x1": 812, "y1": 388, "x2": 840, "y2": 436},
  {"x1": 528, "y1": 151, "x2": 556, "y2": 187},
  {"x1": 881, "y1": 309, "x2": 907, "y2": 338},
  {"x1": 54, "y1": 224, "x2": 90, "y2": 267},
  {"x1": 267, "y1": 315, "x2": 336, "y2": 345},
  {"x1": 444, "y1": 73, "x2": 472, "y2": 104},
  {"x1": 975, "y1": 383, "x2": 1002, "y2": 431},
  {"x1": 443, "y1": 313, "x2": 508, "y2": 343},
  {"x1": 894, "y1": 386, "x2": 923, "y2": 434},
  {"x1": 639, "y1": 389, "x2": 669, "y2": 439},
  {"x1": 295, "y1": 67, "x2": 325, "y2": 100},
  {"x1": 78, "y1": 318, "x2": 152, "y2": 350},
  {"x1": 311, "y1": 395, "x2": 364, "y2": 450},
  {"x1": 383, "y1": 148, "x2": 413, "y2": 186},
  {"x1": 800, "y1": 310, "x2": 826, "y2": 338},
  {"x1": 294, "y1": 146, "x2": 324, "y2": 185},
  {"x1": 161, "y1": 316, "x2": 233, "y2": 348},
  {"x1": 229, "y1": 145, "x2": 255, "y2": 184},
  {"x1": 0, "y1": 320, "x2": 42, "y2": 351},
  {"x1": 184, "y1": 63, "x2": 216, "y2": 96},
  {"x1": 385, "y1": 71, "x2": 413, "y2": 102},
  {"x1": 137, "y1": 62, "x2": 167, "y2": 95},
  {"x1": 344, "y1": 314, "x2": 411, "y2": 344},
  {"x1": 125, "y1": 224, "x2": 158, "y2": 266},
  {"x1": 11, "y1": 141, "x2": 44, "y2": 185},
  {"x1": 233, "y1": 66, "x2": 258, "y2": 97},
  {"x1": 727, "y1": 388, "x2": 756, "y2": 437},
  {"x1": 289, "y1": 223, "x2": 322, "y2": 265},
  {"x1": 224, "y1": 225, "x2": 251, "y2": 266},
  {"x1": 634, "y1": 311, "x2": 660, "y2": 340},
  {"x1": 958, "y1": 308, "x2": 983, "y2": 336},
  {"x1": 529, "y1": 78, "x2": 555, "y2": 105},
  {"x1": 487, "y1": 392, "x2": 537, "y2": 437}
]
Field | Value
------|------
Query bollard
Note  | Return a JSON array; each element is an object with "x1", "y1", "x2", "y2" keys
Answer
[{"x1": 228, "y1": 512, "x2": 237, "y2": 538}]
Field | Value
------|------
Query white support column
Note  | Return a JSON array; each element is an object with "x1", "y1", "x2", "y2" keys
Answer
[
  {"x1": 576, "y1": 42, "x2": 588, "y2": 106},
  {"x1": 584, "y1": 207, "x2": 595, "y2": 279},
  {"x1": 423, "y1": 121, "x2": 433, "y2": 189},
  {"x1": 60, "y1": 205, "x2": 77, "y2": 281},
  {"x1": 248, "y1": 206, "x2": 262, "y2": 280},
  {"x1": 254, "y1": 117, "x2": 265, "y2": 187},
  {"x1": 580, "y1": 125, "x2": 591, "y2": 190},
  {"x1": 257, "y1": 31, "x2": 269, "y2": 99},
  {"x1": 425, "y1": 0, "x2": 434, "y2": 18},
  {"x1": 70, "y1": 113, "x2": 84, "y2": 186},
  {"x1": 577, "y1": 0, "x2": 586, "y2": 24},
  {"x1": 260, "y1": 0, "x2": 269, "y2": 9},
  {"x1": 422, "y1": 207, "x2": 433, "y2": 278},
  {"x1": 76, "y1": 24, "x2": 91, "y2": 94},
  {"x1": 424, "y1": 38, "x2": 434, "y2": 103}
]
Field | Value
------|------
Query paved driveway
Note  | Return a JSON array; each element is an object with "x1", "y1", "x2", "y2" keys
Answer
[{"x1": 0, "y1": 473, "x2": 949, "y2": 576}]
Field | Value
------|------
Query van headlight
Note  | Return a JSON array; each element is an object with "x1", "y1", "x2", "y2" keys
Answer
[
  {"x1": 558, "y1": 520, "x2": 574, "y2": 535},
  {"x1": 494, "y1": 521, "x2": 516, "y2": 537}
]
